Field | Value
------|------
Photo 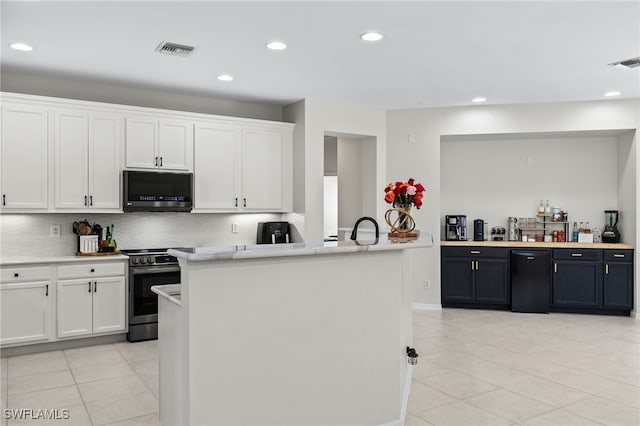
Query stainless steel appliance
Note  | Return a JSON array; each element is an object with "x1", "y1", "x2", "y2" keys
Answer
[
  {"x1": 123, "y1": 171, "x2": 193, "y2": 212},
  {"x1": 122, "y1": 248, "x2": 182, "y2": 342},
  {"x1": 602, "y1": 210, "x2": 620, "y2": 243},
  {"x1": 257, "y1": 221, "x2": 291, "y2": 244},
  {"x1": 445, "y1": 215, "x2": 467, "y2": 241},
  {"x1": 473, "y1": 219, "x2": 485, "y2": 241},
  {"x1": 508, "y1": 217, "x2": 520, "y2": 241}
]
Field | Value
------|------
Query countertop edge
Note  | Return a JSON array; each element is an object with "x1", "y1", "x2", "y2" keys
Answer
[
  {"x1": 440, "y1": 241, "x2": 634, "y2": 249},
  {"x1": 1, "y1": 254, "x2": 129, "y2": 266},
  {"x1": 151, "y1": 284, "x2": 182, "y2": 307}
]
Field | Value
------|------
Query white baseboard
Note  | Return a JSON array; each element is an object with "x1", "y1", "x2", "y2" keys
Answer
[
  {"x1": 412, "y1": 303, "x2": 442, "y2": 310},
  {"x1": 631, "y1": 310, "x2": 639, "y2": 320}
]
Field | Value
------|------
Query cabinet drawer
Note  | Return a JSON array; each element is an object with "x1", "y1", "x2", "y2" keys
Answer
[
  {"x1": 553, "y1": 249, "x2": 602, "y2": 261},
  {"x1": 442, "y1": 247, "x2": 509, "y2": 258},
  {"x1": 57, "y1": 262, "x2": 125, "y2": 279},
  {"x1": 1, "y1": 266, "x2": 51, "y2": 283},
  {"x1": 604, "y1": 250, "x2": 634, "y2": 262}
]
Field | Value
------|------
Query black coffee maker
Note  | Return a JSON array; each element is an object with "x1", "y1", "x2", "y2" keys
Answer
[
  {"x1": 445, "y1": 215, "x2": 467, "y2": 241},
  {"x1": 602, "y1": 210, "x2": 620, "y2": 243}
]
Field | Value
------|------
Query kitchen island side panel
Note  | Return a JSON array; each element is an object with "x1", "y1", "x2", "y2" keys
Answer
[{"x1": 181, "y1": 250, "x2": 409, "y2": 426}]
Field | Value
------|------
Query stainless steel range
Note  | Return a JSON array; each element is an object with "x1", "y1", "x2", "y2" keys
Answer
[{"x1": 121, "y1": 248, "x2": 181, "y2": 342}]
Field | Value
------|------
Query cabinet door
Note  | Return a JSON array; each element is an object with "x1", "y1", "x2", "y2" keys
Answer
[
  {"x1": 194, "y1": 123, "x2": 240, "y2": 210},
  {"x1": 125, "y1": 117, "x2": 157, "y2": 169},
  {"x1": 57, "y1": 278, "x2": 93, "y2": 338},
  {"x1": 159, "y1": 120, "x2": 193, "y2": 171},
  {"x1": 1, "y1": 104, "x2": 49, "y2": 209},
  {"x1": 475, "y1": 258, "x2": 509, "y2": 304},
  {"x1": 241, "y1": 129, "x2": 283, "y2": 210},
  {"x1": 92, "y1": 276, "x2": 126, "y2": 334},
  {"x1": 54, "y1": 110, "x2": 89, "y2": 209},
  {"x1": 603, "y1": 262, "x2": 633, "y2": 309},
  {"x1": 552, "y1": 261, "x2": 602, "y2": 307},
  {"x1": 89, "y1": 114, "x2": 122, "y2": 210},
  {"x1": 441, "y1": 257, "x2": 474, "y2": 301},
  {"x1": 0, "y1": 281, "x2": 51, "y2": 345}
]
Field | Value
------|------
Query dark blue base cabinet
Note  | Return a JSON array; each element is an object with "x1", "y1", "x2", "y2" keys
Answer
[
  {"x1": 441, "y1": 246, "x2": 633, "y2": 315},
  {"x1": 441, "y1": 247, "x2": 510, "y2": 309},
  {"x1": 552, "y1": 249, "x2": 634, "y2": 315}
]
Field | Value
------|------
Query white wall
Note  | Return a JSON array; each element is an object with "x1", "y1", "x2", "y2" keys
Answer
[
  {"x1": 441, "y1": 135, "x2": 620, "y2": 234},
  {"x1": 0, "y1": 213, "x2": 283, "y2": 258},
  {"x1": 284, "y1": 99, "x2": 387, "y2": 243},
  {"x1": 1, "y1": 68, "x2": 283, "y2": 121},
  {"x1": 387, "y1": 99, "x2": 639, "y2": 305}
]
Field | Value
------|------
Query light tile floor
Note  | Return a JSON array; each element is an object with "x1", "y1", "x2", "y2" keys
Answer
[{"x1": 0, "y1": 309, "x2": 638, "y2": 425}]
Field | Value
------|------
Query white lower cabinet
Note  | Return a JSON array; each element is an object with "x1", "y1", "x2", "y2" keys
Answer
[
  {"x1": 57, "y1": 262, "x2": 126, "y2": 339},
  {"x1": 0, "y1": 266, "x2": 53, "y2": 345}
]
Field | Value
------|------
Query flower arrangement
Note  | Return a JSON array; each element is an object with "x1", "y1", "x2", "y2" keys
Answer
[{"x1": 384, "y1": 178, "x2": 425, "y2": 209}]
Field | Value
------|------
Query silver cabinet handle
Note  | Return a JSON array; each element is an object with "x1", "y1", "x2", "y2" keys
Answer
[
  {"x1": 554, "y1": 263, "x2": 558, "y2": 273},
  {"x1": 605, "y1": 264, "x2": 609, "y2": 274},
  {"x1": 475, "y1": 260, "x2": 479, "y2": 270},
  {"x1": 471, "y1": 261, "x2": 475, "y2": 271},
  {"x1": 613, "y1": 254, "x2": 625, "y2": 258},
  {"x1": 571, "y1": 253, "x2": 583, "y2": 257},
  {"x1": 470, "y1": 250, "x2": 480, "y2": 254}
]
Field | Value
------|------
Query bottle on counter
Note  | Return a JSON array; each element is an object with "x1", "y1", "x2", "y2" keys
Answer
[
  {"x1": 538, "y1": 200, "x2": 545, "y2": 215},
  {"x1": 579, "y1": 222, "x2": 585, "y2": 233},
  {"x1": 545, "y1": 200, "x2": 551, "y2": 214},
  {"x1": 584, "y1": 222, "x2": 591, "y2": 233},
  {"x1": 572, "y1": 222, "x2": 579, "y2": 242}
]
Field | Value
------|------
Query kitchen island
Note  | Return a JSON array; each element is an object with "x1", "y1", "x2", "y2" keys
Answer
[{"x1": 158, "y1": 234, "x2": 432, "y2": 426}]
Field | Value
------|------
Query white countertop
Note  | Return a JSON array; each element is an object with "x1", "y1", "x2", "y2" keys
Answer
[
  {"x1": 1, "y1": 254, "x2": 129, "y2": 266},
  {"x1": 151, "y1": 284, "x2": 182, "y2": 307},
  {"x1": 168, "y1": 232, "x2": 434, "y2": 262}
]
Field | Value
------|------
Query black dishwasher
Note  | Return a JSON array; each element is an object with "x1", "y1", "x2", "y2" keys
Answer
[{"x1": 511, "y1": 250, "x2": 551, "y2": 313}]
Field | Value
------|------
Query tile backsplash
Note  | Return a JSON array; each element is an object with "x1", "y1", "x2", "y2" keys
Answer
[{"x1": 0, "y1": 213, "x2": 285, "y2": 258}]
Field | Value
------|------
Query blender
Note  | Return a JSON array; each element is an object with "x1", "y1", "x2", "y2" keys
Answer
[{"x1": 602, "y1": 210, "x2": 620, "y2": 243}]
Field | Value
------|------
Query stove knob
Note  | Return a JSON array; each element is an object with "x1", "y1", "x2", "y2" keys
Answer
[
  {"x1": 131, "y1": 257, "x2": 138, "y2": 265},
  {"x1": 146, "y1": 256, "x2": 154, "y2": 264},
  {"x1": 138, "y1": 257, "x2": 146, "y2": 264}
]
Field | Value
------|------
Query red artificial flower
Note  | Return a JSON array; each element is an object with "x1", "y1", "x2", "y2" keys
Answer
[
  {"x1": 415, "y1": 198, "x2": 423, "y2": 208},
  {"x1": 408, "y1": 178, "x2": 415, "y2": 185},
  {"x1": 384, "y1": 191, "x2": 396, "y2": 203},
  {"x1": 415, "y1": 183, "x2": 425, "y2": 193}
]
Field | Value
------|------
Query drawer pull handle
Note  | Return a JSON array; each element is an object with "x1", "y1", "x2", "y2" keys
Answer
[
  {"x1": 14, "y1": 273, "x2": 19, "y2": 278},
  {"x1": 527, "y1": 256, "x2": 535, "y2": 260},
  {"x1": 470, "y1": 250, "x2": 481, "y2": 254},
  {"x1": 90, "y1": 268, "x2": 95, "y2": 273},
  {"x1": 613, "y1": 254, "x2": 625, "y2": 258},
  {"x1": 571, "y1": 253, "x2": 583, "y2": 257}
]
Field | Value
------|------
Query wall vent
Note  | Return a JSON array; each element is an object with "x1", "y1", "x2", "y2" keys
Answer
[
  {"x1": 155, "y1": 41, "x2": 196, "y2": 57},
  {"x1": 609, "y1": 56, "x2": 640, "y2": 68}
]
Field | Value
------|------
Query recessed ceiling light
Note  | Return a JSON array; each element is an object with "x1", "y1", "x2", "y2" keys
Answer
[
  {"x1": 472, "y1": 97, "x2": 487, "y2": 103},
  {"x1": 604, "y1": 91, "x2": 621, "y2": 97},
  {"x1": 9, "y1": 42, "x2": 33, "y2": 51},
  {"x1": 267, "y1": 41, "x2": 287, "y2": 51},
  {"x1": 360, "y1": 32, "x2": 383, "y2": 42},
  {"x1": 217, "y1": 74, "x2": 234, "y2": 82}
]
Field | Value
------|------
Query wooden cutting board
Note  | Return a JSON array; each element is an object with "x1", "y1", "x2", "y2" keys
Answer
[{"x1": 75, "y1": 250, "x2": 122, "y2": 256}]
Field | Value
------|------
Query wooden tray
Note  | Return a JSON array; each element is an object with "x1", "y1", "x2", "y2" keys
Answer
[{"x1": 76, "y1": 250, "x2": 121, "y2": 256}]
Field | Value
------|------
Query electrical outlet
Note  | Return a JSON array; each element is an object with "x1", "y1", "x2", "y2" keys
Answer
[
  {"x1": 50, "y1": 224, "x2": 61, "y2": 238},
  {"x1": 424, "y1": 280, "x2": 430, "y2": 289},
  {"x1": 232, "y1": 223, "x2": 238, "y2": 234}
]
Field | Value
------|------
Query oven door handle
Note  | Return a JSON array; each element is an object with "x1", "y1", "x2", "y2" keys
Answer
[{"x1": 130, "y1": 265, "x2": 181, "y2": 275}]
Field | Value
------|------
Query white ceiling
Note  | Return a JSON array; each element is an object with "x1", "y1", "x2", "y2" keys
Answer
[{"x1": 2, "y1": 1, "x2": 639, "y2": 110}]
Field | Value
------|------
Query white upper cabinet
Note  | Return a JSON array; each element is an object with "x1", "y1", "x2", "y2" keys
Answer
[
  {"x1": 54, "y1": 110, "x2": 122, "y2": 211},
  {"x1": 193, "y1": 121, "x2": 292, "y2": 212},
  {"x1": 1, "y1": 104, "x2": 49, "y2": 210},
  {"x1": 125, "y1": 117, "x2": 193, "y2": 171},
  {"x1": 194, "y1": 123, "x2": 240, "y2": 210}
]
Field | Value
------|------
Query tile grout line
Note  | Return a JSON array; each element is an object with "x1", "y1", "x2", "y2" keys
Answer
[{"x1": 63, "y1": 346, "x2": 95, "y2": 426}]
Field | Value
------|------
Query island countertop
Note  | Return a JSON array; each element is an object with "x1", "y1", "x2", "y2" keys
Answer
[{"x1": 168, "y1": 232, "x2": 433, "y2": 261}]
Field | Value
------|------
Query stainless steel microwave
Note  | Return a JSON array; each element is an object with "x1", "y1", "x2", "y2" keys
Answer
[{"x1": 123, "y1": 170, "x2": 193, "y2": 212}]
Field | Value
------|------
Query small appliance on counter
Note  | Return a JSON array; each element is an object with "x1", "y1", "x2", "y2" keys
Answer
[
  {"x1": 602, "y1": 210, "x2": 621, "y2": 243},
  {"x1": 257, "y1": 221, "x2": 291, "y2": 244},
  {"x1": 508, "y1": 217, "x2": 520, "y2": 241},
  {"x1": 473, "y1": 219, "x2": 485, "y2": 241},
  {"x1": 445, "y1": 215, "x2": 467, "y2": 241},
  {"x1": 491, "y1": 227, "x2": 506, "y2": 241}
]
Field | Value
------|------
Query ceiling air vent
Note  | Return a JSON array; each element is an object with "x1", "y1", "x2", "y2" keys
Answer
[
  {"x1": 155, "y1": 41, "x2": 196, "y2": 57},
  {"x1": 609, "y1": 56, "x2": 640, "y2": 69}
]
